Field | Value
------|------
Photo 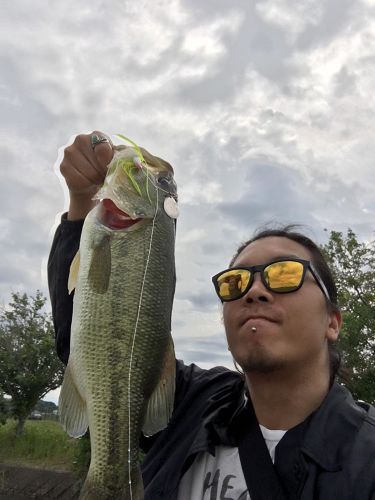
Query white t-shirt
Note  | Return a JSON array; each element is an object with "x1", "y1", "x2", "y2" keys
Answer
[{"x1": 177, "y1": 425, "x2": 287, "y2": 500}]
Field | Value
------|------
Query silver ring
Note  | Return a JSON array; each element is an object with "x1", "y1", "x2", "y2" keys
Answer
[{"x1": 91, "y1": 134, "x2": 109, "y2": 150}]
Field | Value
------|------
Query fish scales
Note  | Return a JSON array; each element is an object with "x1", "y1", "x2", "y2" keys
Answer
[
  {"x1": 60, "y1": 144, "x2": 177, "y2": 500},
  {"x1": 76, "y1": 216, "x2": 174, "y2": 498}
]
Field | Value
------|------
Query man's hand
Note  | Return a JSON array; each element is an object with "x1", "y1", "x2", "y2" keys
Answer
[{"x1": 60, "y1": 131, "x2": 114, "y2": 220}]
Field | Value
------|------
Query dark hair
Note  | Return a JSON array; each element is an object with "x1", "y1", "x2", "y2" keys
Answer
[{"x1": 230, "y1": 224, "x2": 343, "y2": 385}]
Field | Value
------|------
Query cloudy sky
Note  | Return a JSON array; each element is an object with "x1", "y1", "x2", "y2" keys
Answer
[{"x1": 1, "y1": 0, "x2": 375, "y2": 404}]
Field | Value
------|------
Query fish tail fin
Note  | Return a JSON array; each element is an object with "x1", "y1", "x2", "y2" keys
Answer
[
  {"x1": 59, "y1": 361, "x2": 88, "y2": 438},
  {"x1": 143, "y1": 334, "x2": 176, "y2": 436}
]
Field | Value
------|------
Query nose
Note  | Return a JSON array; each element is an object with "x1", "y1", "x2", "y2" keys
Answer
[{"x1": 243, "y1": 272, "x2": 274, "y2": 303}]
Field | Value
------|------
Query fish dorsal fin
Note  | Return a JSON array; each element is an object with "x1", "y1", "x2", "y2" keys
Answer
[
  {"x1": 88, "y1": 235, "x2": 111, "y2": 294},
  {"x1": 68, "y1": 250, "x2": 80, "y2": 294},
  {"x1": 142, "y1": 334, "x2": 176, "y2": 437},
  {"x1": 59, "y1": 361, "x2": 88, "y2": 438}
]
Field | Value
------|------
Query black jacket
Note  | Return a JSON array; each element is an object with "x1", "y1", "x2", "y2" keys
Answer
[{"x1": 48, "y1": 216, "x2": 375, "y2": 499}]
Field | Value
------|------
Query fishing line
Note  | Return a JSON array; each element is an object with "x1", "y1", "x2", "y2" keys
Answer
[
  {"x1": 126, "y1": 178, "x2": 159, "y2": 500},
  {"x1": 138, "y1": 164, "x2": 177, "y2": 199}
]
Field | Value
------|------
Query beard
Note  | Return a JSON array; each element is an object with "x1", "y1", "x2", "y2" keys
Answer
[{"x1": 232, "y1": 346, "x2": 287, "y2": 375}]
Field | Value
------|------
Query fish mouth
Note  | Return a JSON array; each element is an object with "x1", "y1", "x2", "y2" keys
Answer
[{"x1": 97, "y1": 199, "x2": 142, "y2": 230}]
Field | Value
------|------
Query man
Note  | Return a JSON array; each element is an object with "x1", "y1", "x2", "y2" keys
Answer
[{"x1": 49, "y1": 131, "x2": 375, "y2": 499}]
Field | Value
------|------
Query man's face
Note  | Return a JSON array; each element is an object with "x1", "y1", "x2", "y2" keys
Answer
[{"x1": 223, "y1": 237, "x2": 341, "y2": 376}]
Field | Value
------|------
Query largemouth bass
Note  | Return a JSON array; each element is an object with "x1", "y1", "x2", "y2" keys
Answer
[{"x1": 59, "y1": 140, "x2": 178, "y2": 499}]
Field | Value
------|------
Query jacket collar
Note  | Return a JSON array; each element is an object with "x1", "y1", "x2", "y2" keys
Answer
[
  {"x1": 186, "y1": 377, "x2": 372, "y2": 472},
  {"x1": 189, "y1": 375, "x2": 246, "y2": 455},
  {"x1": 299, "y1": 382, "x2": 370, "y2": 471}
]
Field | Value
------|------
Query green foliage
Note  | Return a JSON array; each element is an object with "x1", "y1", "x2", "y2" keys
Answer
[
  {"x1": 0, "y1": 419, "x2": 79, "y2": 470},
  {"x1": 72, "y1": 431, "x2": 91, "y2": 478},
  {"x1": 34, "y1": 400, "x2": 58, "y2": 414},
  {"x1": 0, "y1": 392, "x2": 8, "y2": 425},
  {"x1": 0, "y1": 291, "x2": 65, "y2": 435},
  {"x1": 322, "y1": 229, "x2": 375, "y2": 403}
]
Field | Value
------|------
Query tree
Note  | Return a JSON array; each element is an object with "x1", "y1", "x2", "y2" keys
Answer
[
  {"x1": 0, "y1": 291, "x2": 65, "y2": 435},
  {"x1": 322, "y1": 229, "x2": 375, "y2": 403},
  {"x1": 34, "y1": 399, "x2": 58, "y2": 415},
  {"x1": 0, "y1": 391, "x2": 8, "y2": 425}
]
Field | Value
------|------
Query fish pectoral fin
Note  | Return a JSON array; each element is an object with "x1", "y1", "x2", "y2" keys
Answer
[
  {"x1": 68, "y1": 250, "x2": 80, "y2": 294},
  {"x1": 143, "y1": 334, "x2": 176, "y2": 437},
  {"x1": 88, "y1": 235, "x2": 111, "y2": 294},
  {"x1": 59, "y1": 362, "x2": 88, "y2": 438}
]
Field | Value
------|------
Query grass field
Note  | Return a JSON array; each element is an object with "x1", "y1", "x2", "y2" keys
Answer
[{"x1": 0, "y1": 419, "x2": 80, "y2": 471}]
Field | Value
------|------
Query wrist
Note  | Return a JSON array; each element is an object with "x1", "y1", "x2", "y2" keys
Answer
[{"x1": 68, "y1": 192, "x2": 98, "y2": 221}]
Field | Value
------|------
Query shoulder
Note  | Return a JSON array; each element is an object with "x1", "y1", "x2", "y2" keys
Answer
[
  {"x1": 356, "y1": 399, "x2": 375, "y2": 425},
  {"x1": 293, "y1": 384, "x2": 375, "y2": 495},
  {"x1": 175, "y1": 358, "x2": 243, "y2": 387},
  {"x1": 305, "y1": 384, "x2": 375, "y2": 479},
  {"x1": 350, "y1": 398, "x2": 375, "y2": 453},
  {"x1": 174, "y1": 359, "x2": 244, "y2": 408},
  {"x1": 336, "y1": 385, "x2": 375, "y2": 437},
  {"x1": 176, "y1": 358, "x2": 240, "y2": 381},
  {"x1": 322, "y1": 383, "x2": 375, "y2": 440},
  {"x1": 345, "y1": 399, "x2": 375, "y2": 492}
]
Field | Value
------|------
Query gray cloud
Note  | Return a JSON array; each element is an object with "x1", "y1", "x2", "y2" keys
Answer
[
  {"x1": 1, "y1": 0, "x2": 374, "y2": 402},
  {"x1": 175, "y1": 333, "x2": 232, "y2": 367},
  {"x1": 182, "y1": 290, "x2": 218, "y2": 311},
  {"x1": 218, "y1": 163, "x2": 316, "y2": 226},
  {"x1": 296, "y1": 0, "x2": 357, "y2": 50}
]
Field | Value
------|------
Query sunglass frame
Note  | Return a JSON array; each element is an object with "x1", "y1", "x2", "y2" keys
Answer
[{"x1": 212, "y1": 258, "x2": 330, "y2": 302}]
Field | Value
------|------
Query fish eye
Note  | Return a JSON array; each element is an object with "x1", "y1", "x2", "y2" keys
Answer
[
  {"x1": 157, "y1": 174, "x2": 173, "y2": 191},
  {"x1": 157, "y1": 173, "x2": 177, "y2": 196}
]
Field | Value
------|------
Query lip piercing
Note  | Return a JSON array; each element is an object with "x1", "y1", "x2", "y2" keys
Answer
[{"x1": 251, "y1": 327, "x2": 257, "y2": 332}]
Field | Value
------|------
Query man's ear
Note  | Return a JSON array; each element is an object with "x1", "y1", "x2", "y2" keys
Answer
[{"x1": 326, "y1": 309, "x2": 342, "y2": 342}]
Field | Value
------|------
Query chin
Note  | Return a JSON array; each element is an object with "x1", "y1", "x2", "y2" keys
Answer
[{"x1": 235, "y1": 352, "x2": 286, "y2": 375}]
